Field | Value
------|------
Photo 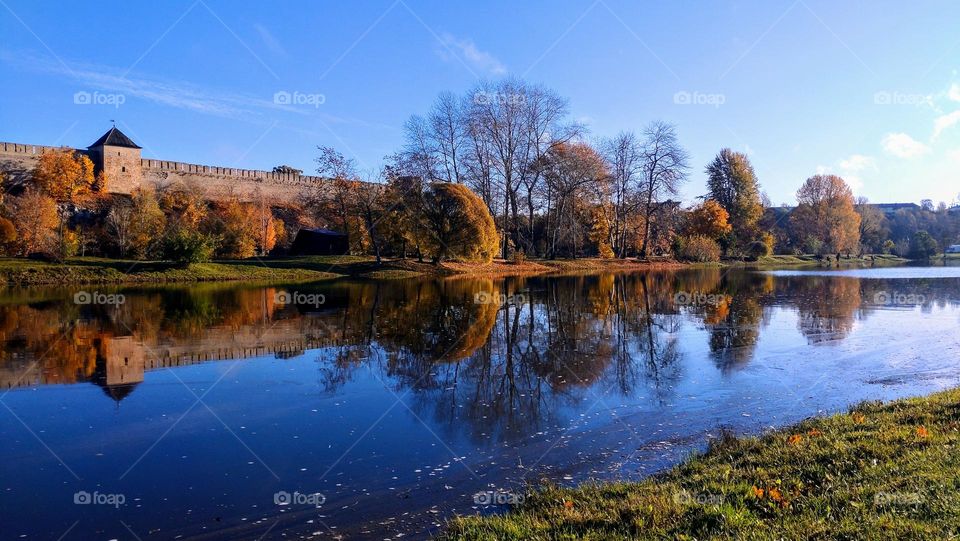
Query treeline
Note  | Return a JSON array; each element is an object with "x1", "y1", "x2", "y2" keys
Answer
[
  {"x1": 1, "y1": 77, "x2": 958, "y2": 265},
  {"x1": 310, "y1": 78, "x2": 959, "y2": 262}
]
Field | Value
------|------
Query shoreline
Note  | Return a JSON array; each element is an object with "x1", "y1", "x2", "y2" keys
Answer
[
  {"x1": 0, "y1": 254, "x2": 919, "y2": 286},
  {"x1": 442, "y1": 386, "x2": 960, "y2": 540}
]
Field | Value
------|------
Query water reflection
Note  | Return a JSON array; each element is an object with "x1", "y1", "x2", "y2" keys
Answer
[{"x1": 3, "y1": 270, "x2": 958, "y2": 414}]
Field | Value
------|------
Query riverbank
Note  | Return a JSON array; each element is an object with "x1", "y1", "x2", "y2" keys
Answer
[
  {"x1": 443, "y1": 386, "x2": 960, "y2": 540},
  {"x1": 0, "y1": 256, "x2": 686, "y2": 285},
  {"x1": 0, "y1": 257, "x2": 339, "y2": 285},
  {"x1": 0, "y1": 253, "x2": 916, "y2": 285}
]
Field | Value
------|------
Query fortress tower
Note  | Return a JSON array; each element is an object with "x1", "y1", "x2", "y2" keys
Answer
[{"x1": 87, "y1": 126, "x2": 142, "y2": 193}]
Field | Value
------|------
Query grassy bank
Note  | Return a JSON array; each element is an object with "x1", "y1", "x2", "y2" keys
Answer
[
  {"x1": 733, "y1": 253, "x2": 909, "y2": 268},
  {"x1": 0, "y1": 252, "x2": 920, "y2": 286},
  {"x1": 0, "y1": 257, "x2": 339, "y2": 285},
  {"x1": 444, "y1": 387, "x2": 960, "y2": 540}
]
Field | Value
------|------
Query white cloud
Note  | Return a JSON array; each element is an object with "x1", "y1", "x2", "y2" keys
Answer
[
  {"x1": 437, "y1": 33, "x2": 506, "y2": 75},
  {"x1": 933, "y1": 110, "x2": 960, "y2": 140},
  {"x1": 839, "y1": 154, "x2": 875, "y2": 171},
  {"x1": 949, "y1": 83, "x2": 960, "y2": 102},
  {"x1": 882, "y1": 132, "x2": 930, "y2": 159},
  {"x1": 947, "y1": 148, "x2": 960, "y2": 163}
]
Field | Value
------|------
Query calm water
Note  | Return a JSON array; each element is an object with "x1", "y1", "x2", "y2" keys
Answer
[{"x1": 2, "y1": 267, "x2": 960, "y2": 539}]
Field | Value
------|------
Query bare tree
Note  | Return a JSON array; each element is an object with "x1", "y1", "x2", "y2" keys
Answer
[
  {"x1": 638, "y1": 122, "x2": 689, "y2": 258},
  {"x1": 601, "y1": 132, "x2": 644, "y2": 257}
]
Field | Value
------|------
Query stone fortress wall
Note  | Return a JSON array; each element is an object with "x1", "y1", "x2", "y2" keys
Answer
[{"x1": 0, "y1": 135, "x2": 329, "y2": 204}]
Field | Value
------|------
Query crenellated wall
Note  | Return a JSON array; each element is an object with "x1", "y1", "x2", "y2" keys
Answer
[{"x1": 0, "y1": 140, "x2": 331, "y2": 203}]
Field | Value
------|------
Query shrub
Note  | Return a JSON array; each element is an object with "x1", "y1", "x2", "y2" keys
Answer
[
  {"x1": 909, "y1": 231, "x2": 939, "y2": 259},
  {"x1": 162, "y1": 227, "x2": 216, "y2": 267},
  {"x1": 678, "y1": 235, "x2": 722, "y2": 262},
  {"x1": 512, "y1": 250, "x2": 526, "y2": 265},
  {"x1": 746, "y1": 232, "x2": 774, "y2": 260}
]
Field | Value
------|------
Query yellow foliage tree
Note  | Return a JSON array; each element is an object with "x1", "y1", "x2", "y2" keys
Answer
[
  {"x1": 32, "y1": 149, "x2": 98, "y2": 204},
  {"x1": 421, "y1": 183, "x2": 498, "y2": 263}
]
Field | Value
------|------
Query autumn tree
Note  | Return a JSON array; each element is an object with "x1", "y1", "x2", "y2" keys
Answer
[
  {"x1": 206, "y1": 198, "x2": 258, "y2": 259},
  {"x1": 10, "y1": 190, "x2": 58, "y2": 256},
  {"x1": 535, "y1": 142, "x2": 608, "y2": 258},
  {"x1": 790, "y1": 174, "x2": 861, "y2": 254},
  {"x1": 683, "y1": 199, "x2": 732, "y2": 241},
  {"x1": 854, "y1": 197, "x2": 887, "y2": 254},
  {"x1": 127, "y1": 188, "x2": 167, "y2": 259},
  {"x1": 32, "y1": 149, "x2": 98, "y2": 203},
  {"x1": 421, "y1": 182, "x2": 498, "y2": 263},
  {"x1": 705, "y1": 148, "x2": 763, "y2": 254},
  {"x1": 589, "y1": 206, "x2": 615, "y2": 258}
]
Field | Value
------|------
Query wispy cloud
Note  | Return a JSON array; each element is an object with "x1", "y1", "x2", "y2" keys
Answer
[
  {"x1": 254, "y1": 24, "x2": 287, "y2": 57},
  {"x1": 881, "y1": 132, "x2": 930, "y2": 159},
  {"x1": 839, "y1": 154, "x2": 875, "y2": 171},
  {"x1": 0, "y1": 50, "x2": 394, "y2": 129},
  {"x1": 933, "y1": 110, "x2": 960, "y2": 140},
  {"x1": 436, "y1": 33, "x2": 506, "y2": 75}
]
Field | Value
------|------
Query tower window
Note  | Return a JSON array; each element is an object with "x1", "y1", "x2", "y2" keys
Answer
[
  {"x1": 122, "y1": 166, "x2": 126, "y2": 172},
  {"x1": 117, "y1": 151, "x2": 121, "y2": 156}
]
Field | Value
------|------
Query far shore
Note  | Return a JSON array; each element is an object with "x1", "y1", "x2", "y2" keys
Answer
[{"x1": 0, "y1": 253, "x2": 922, "y2": 286}]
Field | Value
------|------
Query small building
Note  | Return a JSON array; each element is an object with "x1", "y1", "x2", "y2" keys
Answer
[
  {"x1": 946, "y1": 244, "x2": 960, "y2": 254},
  {"x1": 289, "y1": 228, "x2": 349, "y2": 256}
]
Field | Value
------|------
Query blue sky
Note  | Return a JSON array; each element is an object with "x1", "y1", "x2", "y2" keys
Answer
[{"x1": 1, "y1": 0, "x2": 959, "y2": 206}]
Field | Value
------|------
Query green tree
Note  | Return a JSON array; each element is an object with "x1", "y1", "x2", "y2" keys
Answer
[
  {"x1": 909, "y1": 230, "x2": 939, "y2": 259},
  {"x1": 705, "y1": 149, "x2": 763, "y2": 253}
]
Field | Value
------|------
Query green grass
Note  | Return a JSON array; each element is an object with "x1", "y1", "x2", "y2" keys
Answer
[
  {"x1": 0, "y1": 257, "x2": 339, "y2": 285},
  {"x1": 737, "y1": 254, "x2": 908, "y2": 268},
  {"x1": 443, "y1": 388, "x2": 960, "y2": 540}
]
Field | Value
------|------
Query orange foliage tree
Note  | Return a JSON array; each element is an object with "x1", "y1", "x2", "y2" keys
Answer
[
  {"x1": 790, "y1": 174, "x2": 861, "y2": 254},
  {"x1": 683, "y1": 199, "x2": 732, "y2": 241}
]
